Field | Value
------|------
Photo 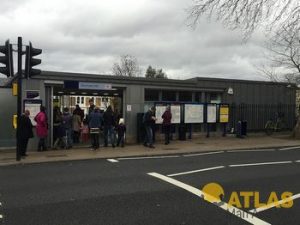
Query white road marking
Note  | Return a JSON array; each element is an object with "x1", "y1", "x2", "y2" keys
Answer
[
  {"x1": 0, "y1": 215, "x2": 2, "y2": 219},
  {"x1": 117, "y1": 155, "x2": 180, "y2": 160},
  {"x1": 279, "y1": 146, "x2": 300, "y2": 151},
  {"x1": 296, "y1": 160, "x2": 300, "y2": 163},
  {"x1": 183, "y1": 151, "x2": 224, "y2": 157},
  {"x1": 148, "y1": 172, "x2": 271, "y2": 225},
  {"x1": 227, "y1": 149, "x2": 275, "y2": 153},
  {"x1": 229, "y1": 161, "x2": 292, "y2": 168},
  {"x1": 107, "y1": 159, "x2": 119, "y2": 163},
  {"x1": 167, "y1": 166, "x2": 225, "y2": 177},
  {"x1": 249, "y1": 193, "x2": 300, "y2": 214}
]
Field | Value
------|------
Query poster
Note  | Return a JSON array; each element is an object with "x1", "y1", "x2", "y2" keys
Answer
[
  {"x1": 184, "y1": 104, "x2": 204, "y2": 123},
  {"x1": 155, "y1": 105, "x2": 166, "y2": 124},
  {"x1": 171, "y1": 105, "x2": 181, "y2": 124},
  {"x1": 24, "y1": 100, "x2": 42, "y2": 126},
  {"x1": 207, "y1": 104, "x2": 217, "y2": 123},
  {"x1": 219, "y1": 104, "x2": 229, "y2": 123}
]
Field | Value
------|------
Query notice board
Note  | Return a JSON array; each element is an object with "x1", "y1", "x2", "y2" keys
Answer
[
  {"x1": 219, "y1": 104, "x2": 229, "y2": 123},
  {"x1": 184, "y1": 104, "x2": 204, "y2": 123},
  {"x1": 24, "y1": 99, "x2": 42, "y2": 126},
  {"x1": 207, "y1": 104, "x2": 217, "y2": 123},
  {"x1": 171, "y1": 105, "x2": 181, "y2": 124}
]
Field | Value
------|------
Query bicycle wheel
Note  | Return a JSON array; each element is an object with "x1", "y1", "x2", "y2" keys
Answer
[{"x1": 265, "y1": 121, "x2": 274, "y2": 135}]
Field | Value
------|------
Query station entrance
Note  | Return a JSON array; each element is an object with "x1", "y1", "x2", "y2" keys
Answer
[{"x1": 46, "y1": 84, "x2": 125, "y2": 148}]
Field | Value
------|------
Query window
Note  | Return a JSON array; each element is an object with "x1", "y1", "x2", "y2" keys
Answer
[
  {"x1": 179, "y1": 91, "x2": 192, "y2": 102},
  {"x1": 76, "y1": 96, "x2": 80, "y2": 104},
  {"x1": 145, "y1": 89, "x2": 159, "y2": 102},
  {"x1": 162, "y1": 91, "x2": 176, "y2": 101},
  {"x1": 81, "y1": 97, "x2": 84, "y2": 104},
  {"x1": 210, "y1": 93, "x2": 222, "y2": 103}
]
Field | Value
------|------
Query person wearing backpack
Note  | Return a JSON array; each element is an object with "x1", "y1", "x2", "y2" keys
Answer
[{"x1": 143, "y1": 106, "x2": 156, "y2": 149}]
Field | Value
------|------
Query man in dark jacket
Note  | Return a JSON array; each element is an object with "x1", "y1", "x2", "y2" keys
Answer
[
  {"x1": 89, "y1": 107, "x2": 103, "y2": 150},
  {"x1": 17, "y1": 110, "x2": 33, "y2": 157},
  {"x1": 103, "y1": 106, "x2": 116, "y2": 147},
  {"x1": 143, "y1": 106, "x2": 156, "y2": 148},
  {"x1": 162, "y1": 105, "x2": 172, "y2": 145}
]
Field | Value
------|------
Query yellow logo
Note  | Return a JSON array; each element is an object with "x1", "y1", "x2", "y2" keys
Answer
[
  {"x1": 202, "y1": 182, "x2": 224, "y2": 203},
  {"x1": 202, "y1": 182, "x2": 294, "y2": 209}
]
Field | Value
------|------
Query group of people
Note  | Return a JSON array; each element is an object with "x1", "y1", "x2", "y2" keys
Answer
[
  {"x1": 143, "y1": 105, "x2": 172, "y2": 149},
  {"x1": 16, "y1": 101, "x2": 173, "y2": 156},
  {"x1": 87, "y1": 100, "x2": 126, "y2": 150}
]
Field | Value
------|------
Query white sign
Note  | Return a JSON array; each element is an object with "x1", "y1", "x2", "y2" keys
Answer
[
  {"x1": 207, "y1": 104, "x2": 217, "y2": 123},
  {"x1": 24, "y1": 102, "x2": 42, "y2": 126},
  {"x1": 155, "y1": 105, "x2": 166, "y2": 124},
  {"x1": 184, "y1": 104, "x2": 204, "y2": 123},
  {"x1": 171, "y1": 105, "x2": 181, "y2": 124},
  {"x1": 79, "y1": 82, "x2": 112, "y2": 90},
  {"x1": 126, "y1": 104, "x2": 132, "y2": 112}
]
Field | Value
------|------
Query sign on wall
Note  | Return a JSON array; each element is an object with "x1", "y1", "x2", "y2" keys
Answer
[
  {"x1": 171, "y1": 104, "x2": 181, "y2": 124},
  {"x1": 184, "y1": 104, "x2": 204, "y2": 123},
  {"x1": 24, "y1": 99, "x2": 42, "y2": 126},
  {"x1": 155, "y1": 105, "x2": 166, "y2": 124},
  {"x1": 207, "y1": 104, "x2": 217, "y2": 123},
  {"x1": 219, "y1": 104, "x2": 229, "y2": 123}
]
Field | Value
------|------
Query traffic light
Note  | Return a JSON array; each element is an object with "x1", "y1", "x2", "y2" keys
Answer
[
  {"x1": 25, "y1": 42, "x2": 42, "y2": 78},
  {"x1": 0, "y1": 40, "x2": 14, "y2": 77}
]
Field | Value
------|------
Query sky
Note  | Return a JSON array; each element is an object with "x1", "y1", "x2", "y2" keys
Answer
[{"x1": 0, "y1": 0, "x2": 269, "y2": 81}]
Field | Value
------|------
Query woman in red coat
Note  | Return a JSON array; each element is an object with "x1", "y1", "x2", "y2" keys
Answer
[{"x1": 34, "y1": 106, "x2": 48, "y2": 151}]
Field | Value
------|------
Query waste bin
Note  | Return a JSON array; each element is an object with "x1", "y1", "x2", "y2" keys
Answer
[
  {"x1": 178, "y1": 124, "x2": 186, "y2": 140},
  {"x1": 241, "y1": 120, "x2": 247, "y2": 136},
  {"x1": 236, "y1": 120, "x2": 247, "y2": 138}
]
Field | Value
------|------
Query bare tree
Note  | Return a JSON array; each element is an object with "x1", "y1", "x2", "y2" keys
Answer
[
  {"x1": 187, "y1": 0, "x2": 300, "y2": 38},
  {"x1": 112, "y1": 55, "x2": 141, "y2": 77},
  {"x1": 259, "y1": 24, "x2": 300, "y2": 84}
]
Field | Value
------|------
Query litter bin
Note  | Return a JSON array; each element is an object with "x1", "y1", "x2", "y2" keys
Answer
[
  {"x1": 178, "y1": 124, "x2": 186, "y2": 140},
  {"x1": 241, "y1": 120, "x2": 247, "y2": 136},
  {"x1": 236, "y1": 120, "x2": 247, "y2": 138}
]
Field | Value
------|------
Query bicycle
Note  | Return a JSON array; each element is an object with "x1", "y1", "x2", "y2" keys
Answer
[{"x1": 265, "y1": 113, "x2": 287, "y2": 135}]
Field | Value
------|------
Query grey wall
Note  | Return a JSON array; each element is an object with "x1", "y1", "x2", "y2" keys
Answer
[{"x1": 0, "y1": 88, "x2": 17, "y2": 148}]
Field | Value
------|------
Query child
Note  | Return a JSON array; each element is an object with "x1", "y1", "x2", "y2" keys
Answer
[
  {"x1": 116, "y1": 118, "x2": 126, "y2": 147},
  {"x1": 81, "y1": 119, "x2": 89, "y2": 143}
]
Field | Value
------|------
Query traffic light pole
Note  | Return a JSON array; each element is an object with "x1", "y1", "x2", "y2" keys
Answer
[{"x1": 16, "y1": 37, "x2": 22, "y2": 161}]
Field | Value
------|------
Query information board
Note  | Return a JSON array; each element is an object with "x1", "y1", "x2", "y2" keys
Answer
[
  {"x1": 184, "y1": 104, "x2": 204, "y2": 123},
  {"x1": 155, "y1": 105, "x2": 166, "y2": 124},
  {"x1": 171, "y1": 105, "x2": 181, "y2": 124},
  {"x1": 24, "y1": 99, "x2": 42, "y2": 126},
  {"x1": 207, "y1": 104, "x2": 217, "y2": 123},
  {"x1": 219, "y1": 104, "x2": 229, "y2": 123}
]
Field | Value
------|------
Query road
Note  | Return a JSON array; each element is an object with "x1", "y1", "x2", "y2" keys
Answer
[{"x1": 0, "y1": 146, "x2": 299, "y2": 225}]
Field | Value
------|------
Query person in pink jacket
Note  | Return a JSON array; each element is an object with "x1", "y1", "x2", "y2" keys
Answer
[{"x1": 34, "y1": 106, "x2": 48, "y2": 151}]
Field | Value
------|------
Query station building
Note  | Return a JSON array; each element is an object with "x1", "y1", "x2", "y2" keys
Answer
[{"x1": 0, "y1": 71, "x2": 297, "y2": 149}]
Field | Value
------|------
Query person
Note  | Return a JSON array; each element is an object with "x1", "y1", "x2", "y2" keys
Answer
[
  {"x1": 116, "y1": 118, "x2": 126, "y2": 147},
  {"x1": 162, "y1": 105, "x2": 172, "y2": 145},
  {"x1": 88, "y1": 107, "x2": 103, "y2": 150},
  {"x1": 34, "y1": 106, "x2": 48, "y2": 151},
  {"x1": 81, "y1": 119, "x2": 89, "y2": 143},
  {"x1": 103, "y1": 106, "x2": 116, "y2": 148},
  {"x1": 73, "y1": 104, "x2": 84, "y2": 121},
  {"x1": 72, "y1": 110, "x2": 82, "y2": 144},
  {"x1": 17, "y1": 110, "x2": 33, "y2": 157},
  {"x1": 53, "y1": 107, "x2": 65, "y2": 149},
  {"x1": 88, "y1": 99, "x2": 95, "y2": 117},
  {"x1": 143, "y1": 106, "x2": 156, "y2": 148},
  {"x1": 61, "y1": 107, "x2": 73, "y2": 149}
]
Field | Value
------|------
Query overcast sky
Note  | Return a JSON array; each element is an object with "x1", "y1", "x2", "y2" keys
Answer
[{"x1": 0, "y1": 0, "x2": 268, "y2": 80}]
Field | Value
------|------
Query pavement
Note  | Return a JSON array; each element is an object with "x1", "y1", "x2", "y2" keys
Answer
[{"x1": 0, "y1": 132, "x2": 299, "y2": 166}]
